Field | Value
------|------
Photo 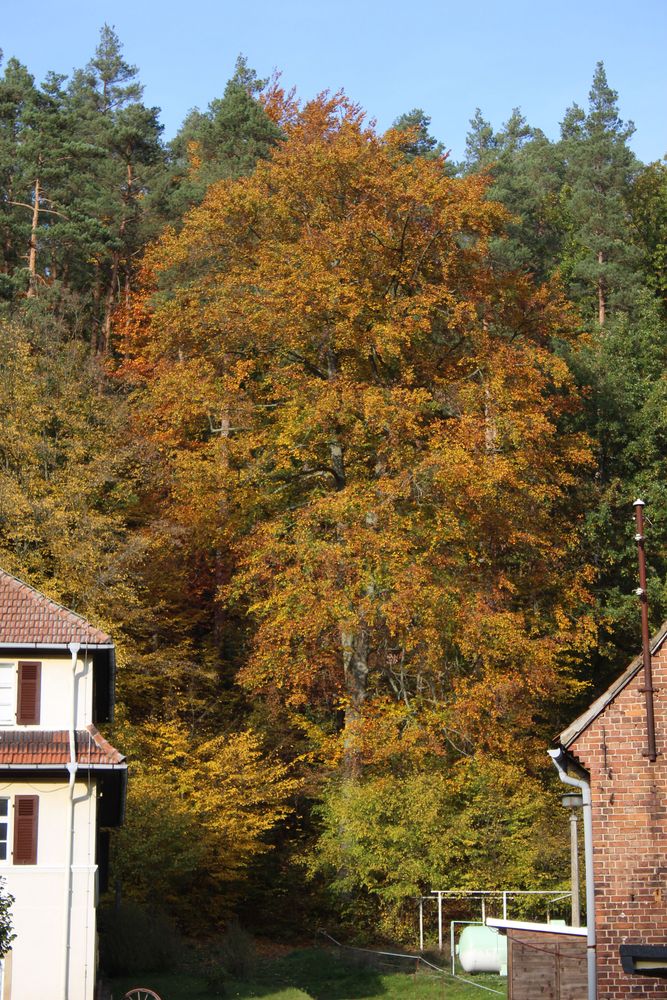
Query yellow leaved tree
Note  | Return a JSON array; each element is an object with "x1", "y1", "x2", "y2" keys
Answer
[
  {"x1": 112, "y1": 719, "x2": 299, "y2": 921},
  {"x1": 120, "y1": 93, "x2": 594, "y2": 765},
  {"x1": 117, "y1": 94, "x2": 595, "y2": 924}
]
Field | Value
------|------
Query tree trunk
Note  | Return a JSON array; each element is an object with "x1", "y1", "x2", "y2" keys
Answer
[
  {"x1": 484, "y1": 383, "x2": 497, "y2": 454},
  {"x1": 100, "y1": 251, "x2": 120, "y2": 355},
  {"x1": 326, "y1": 349, "x2": 347, "y2": 489},
  {"x1": 340, "y1": 627, "x2": 368, "y2": 775},
  {"x1": 213, "y1": 414, "x2": 230, "y2": 651},
  {"x1": 598, "y1": 250, "x2": 606, "y2": 327},
  {"x1": 325, "y1": 343, "x2": 366, "y2": 772},
  {"x1": 26, "y1": 178, "x2": 40, "y2": 297}
]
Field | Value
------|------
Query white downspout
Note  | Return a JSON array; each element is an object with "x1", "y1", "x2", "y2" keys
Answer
[
  {"x1": 549, "y1": 748, "x2": 597, "y2": 1000},
  {"x1": 62, "y1": 641, "x2": 80, "y2": 1000}
]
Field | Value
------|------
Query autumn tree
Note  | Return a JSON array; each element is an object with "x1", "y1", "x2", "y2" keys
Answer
[
  {"x1": 112, "y1": 719, "x2": 298, "y2": 923},
  {"x1": 121, "y1": 95, "x2": 593, "y2": 785},
  {"x1": 0, "y1": 316, "x2": 136, "y2": 616}
]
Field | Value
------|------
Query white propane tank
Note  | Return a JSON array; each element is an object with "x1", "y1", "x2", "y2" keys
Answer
[{"x1": 457, "y1": 925, "x2": 507, "y2": 975}]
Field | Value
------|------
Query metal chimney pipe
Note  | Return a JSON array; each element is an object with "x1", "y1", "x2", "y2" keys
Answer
[{"x1": 633, "y1": 499, "x2": 657, "y2": 762}]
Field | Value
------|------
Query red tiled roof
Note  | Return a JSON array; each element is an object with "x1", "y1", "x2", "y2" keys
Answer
[
  {"x1": 0, "y1": 570, "x2": 111, "y2": 646},
  {"x1": 0, "y1": 725, "x2": 125, "y2": 767}
]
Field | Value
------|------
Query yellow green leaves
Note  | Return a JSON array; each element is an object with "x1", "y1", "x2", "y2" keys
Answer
[
  {"x1": 112, "y1": 719, "x2": 299, "y2": 919},
  {"x1": 122, "y1": 94, "x2": 594, "y2": 771},
  {"x1": 313, "y1": 755, "x2": 568, "y2": 935}
]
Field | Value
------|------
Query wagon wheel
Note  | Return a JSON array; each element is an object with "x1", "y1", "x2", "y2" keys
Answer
[{"x1": 122, "y1": 990, "x2": 163, "y2": 1000}]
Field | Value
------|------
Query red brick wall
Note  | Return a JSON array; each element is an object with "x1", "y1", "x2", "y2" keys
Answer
[{"x1": 569, "y1": 642, "x2": 667, "y2": 998}]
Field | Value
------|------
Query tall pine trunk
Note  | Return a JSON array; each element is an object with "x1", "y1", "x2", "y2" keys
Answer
[
  {"x1": 598, "y1": 250, "x2": 606, "y2": 326},
  {"x1": 26, "y1": 178, "x2": 40, "y2": 297},
  {"x1": 101, "y1": 251, "x2": 120, "y2": 355}
]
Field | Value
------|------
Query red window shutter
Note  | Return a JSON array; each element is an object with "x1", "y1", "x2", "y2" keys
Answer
[
  {"x1": 13, "y1": 795, "x2": 38, "y2": 864},
  {"x1": 17, "y1": 661, "x2": 41, "y2": 725}
]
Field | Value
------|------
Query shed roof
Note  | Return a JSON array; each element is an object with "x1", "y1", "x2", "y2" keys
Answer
[
  {"x1": 487, "y1": 918, "x2": 587, "y2": 937},
  {"x1": 557, "y1": 622, "x2": 667, "y2": 749},
  {"x1": 0, "y1": 570, "x2": 111, "y2": 646},
  {"x1": 0, "y1": 725, "x2": 125, "y2": 768}
]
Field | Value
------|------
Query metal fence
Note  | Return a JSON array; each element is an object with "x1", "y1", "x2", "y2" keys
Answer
[{"x1": 317, "y1": 930, "x2": 505, "y2": 995}]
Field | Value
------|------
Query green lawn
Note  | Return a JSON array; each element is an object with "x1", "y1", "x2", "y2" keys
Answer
[{"x1": 109, "y1": 946, "x2": 507, "y2": 1000}]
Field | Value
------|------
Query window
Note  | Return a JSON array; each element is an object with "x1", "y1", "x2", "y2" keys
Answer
[
  {"x1": 17, "y1": 662, "x2": 40, "y2": 725},
  {"x1": 0, "y1": 662, "x2": 42, "y2": 726},
  {"x1": 0, "y1": 667, "x2": 13, "y2": 726},
  {"x1": 0, "y1": 796, "x2": 40, "y2": 865},
  {"x1": 13, "y1": 795, "x2": 38, "y2": 865},
  {"x1": 0, "y1": 800, "x2": 7, "y2": 861}
]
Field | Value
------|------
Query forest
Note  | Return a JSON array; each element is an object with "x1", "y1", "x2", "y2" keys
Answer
[{"x1": 0, "y1": 24, "x2": 666, "y2": 945}]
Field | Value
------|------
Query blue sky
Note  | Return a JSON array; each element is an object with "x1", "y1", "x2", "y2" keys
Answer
[{"x1": 2, "y1": 0, "x2": 665, "y2": 163}]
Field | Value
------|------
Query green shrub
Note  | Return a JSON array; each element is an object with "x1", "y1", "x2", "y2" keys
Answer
[
  {"x1": 98, "y1": 902, "x2": 182, "y2": 975},
  {"x1": 211, "y1": 920, "x2": 257, "y2": 982}
]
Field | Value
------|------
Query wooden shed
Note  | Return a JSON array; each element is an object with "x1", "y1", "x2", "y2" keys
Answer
[{"x1": 487, "y1": 919, "x2": 587, "y2": 1000}]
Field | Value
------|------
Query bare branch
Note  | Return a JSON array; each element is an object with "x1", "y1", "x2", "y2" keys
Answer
[{"x1": 6, "y1": 200, "x2": 70, "y2": 221}]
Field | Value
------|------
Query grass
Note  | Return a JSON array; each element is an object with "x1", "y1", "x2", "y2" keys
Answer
[{"x1": 109, "y1": 946, "x2": 507, "y2": 1000}]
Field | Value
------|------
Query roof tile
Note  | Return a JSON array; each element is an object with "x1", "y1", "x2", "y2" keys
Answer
[
  {"x1": 0, "y1": 726, "x2": 125, "y2": 767},
  {"x1": 0, "y1": 571, "x2": 111, "y2": 645}
]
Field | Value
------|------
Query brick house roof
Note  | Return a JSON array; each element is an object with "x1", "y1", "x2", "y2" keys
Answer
[
  {"x1": 0, "y1": 570, "x2": 111, "y2": 646},
  {"x1": 0, "y1": 725, "x2": 125, "y2": 767},
  {"x1": 557, "y1": 621, "x2": 667, "y2": 749}
]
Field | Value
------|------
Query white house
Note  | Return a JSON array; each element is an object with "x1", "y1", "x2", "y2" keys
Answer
[{"x1": 0, "y1": 569, "x2": 126, "y2": 1000}]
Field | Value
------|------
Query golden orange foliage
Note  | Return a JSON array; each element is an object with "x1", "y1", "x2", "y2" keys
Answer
[
  {"x1": 112, "y1": 718, "x2": 299, "y2": 915},
  {"x1": 119, "y1": 94, "x2": 595, "y2": 771}
]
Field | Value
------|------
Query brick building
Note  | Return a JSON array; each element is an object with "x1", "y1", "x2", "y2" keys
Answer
[{"x1": 551, "y1": 624, "x2": 667, "y2": 998}]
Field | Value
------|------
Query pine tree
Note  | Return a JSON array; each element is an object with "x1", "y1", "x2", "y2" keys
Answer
[
  {"x1": 87, "y1": 23, "x2": 143, "y2": 112},
  {"x1": 64, "y1": 25, "x2": 165, "y2": 350},
  {"x1": 482, "y1": 112, "x2": 565, "y2": 280},
  {"x1": 391, "y1": 108, "x2": 445, "y2": 161},
  {"x1": 162, "y1": 55, "x2": 282, "y2": 217},
  {"x1": 560, "y1": 62, "x2": 641, "y2": 326},
  {"x1": 0, "y1": 57, "x2": 39, "y2": 295},
  {"x1": 629, "y1": 159, "x2": 667, "y2": 309},
  {"x1": 464, "y1": 108, "x2": 497, "y2": 170}
]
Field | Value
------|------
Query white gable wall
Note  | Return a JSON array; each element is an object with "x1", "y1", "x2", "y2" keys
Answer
[
  {"x1": 0, "y1": 653, "x2": 93, "y2": 730},
  {"x1": 0, "y1": 779, "x2": 97, "y2": 1000}
]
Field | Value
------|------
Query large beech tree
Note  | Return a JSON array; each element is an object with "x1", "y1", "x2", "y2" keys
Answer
[{"x1": 121, "y1": 94, "x2": 594, "y2": 776}]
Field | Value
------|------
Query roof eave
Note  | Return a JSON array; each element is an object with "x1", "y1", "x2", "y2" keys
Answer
[
  {"x1": 0, "y1": 762, "x2": 127, "y2": 771},
  {"x1": 487, "y1": 918, "x2": 587, "y2": 937},
  {"x1": 557, "y1": 621, "x2": 667, "y2": 749},
  {"x1": 0, "y1": 642, "x2": 115, "y2": 651}
]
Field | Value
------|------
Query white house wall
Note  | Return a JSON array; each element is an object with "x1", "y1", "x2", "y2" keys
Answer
[
  {"x1": 0, "y1": 653, "x2": 93, "y2": 730},
  {"x1": 0, "y1": 780, "x2": 97, "y2": 1000}
]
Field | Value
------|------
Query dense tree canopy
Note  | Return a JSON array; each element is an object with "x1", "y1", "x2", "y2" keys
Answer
[
  {"x1": 0, "y1": 34, "x2": 665, "y2": 938},
  {"x1": 122, "y1": 94, "x2": 593, "y2": 765}
]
